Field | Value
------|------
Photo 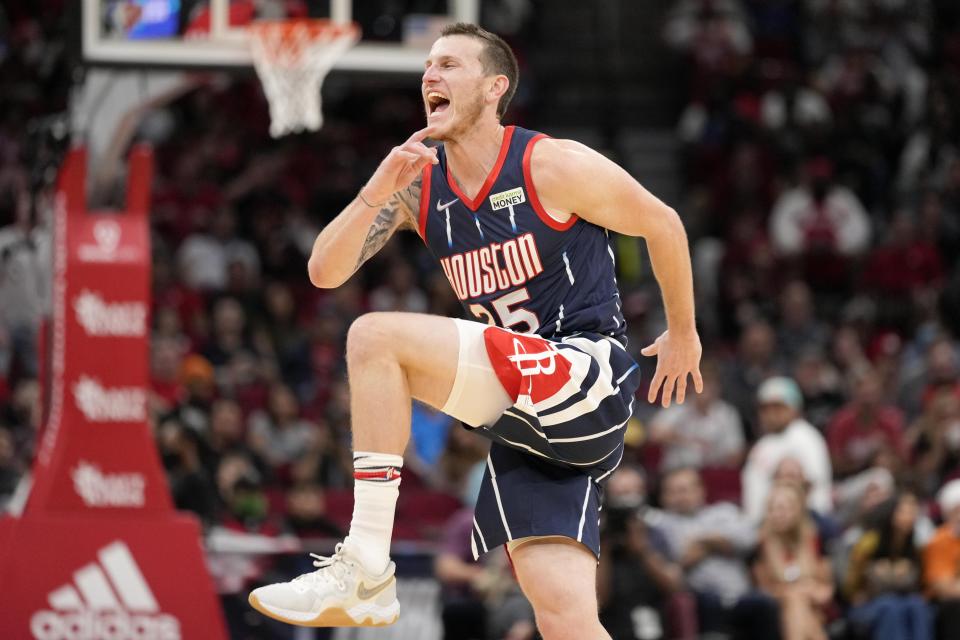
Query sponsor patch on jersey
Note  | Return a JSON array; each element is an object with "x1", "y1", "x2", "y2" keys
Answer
[{"x1": 488, "y1": 187, "x2": 526, "y2": 211}]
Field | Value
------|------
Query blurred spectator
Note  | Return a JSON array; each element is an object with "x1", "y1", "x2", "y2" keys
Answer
[
  {"x1": 434, "y1": 505, "x2": 490, "y2": 640},
  {"x1": 150, "y1": 336, "x2": 186, "y2": 414},
  {"x1": 845, "y1": 490, "x2": 933, "y2": 640},
  {"x1": 599, "y1": 466, "x2": 691, "y2": 640},
  {"x1": 168, "y1": 353, "x2": 216, "y2": 435},
  {"x1": 862, "y1": 211, "x2": 944, "y2": 302},
  {"x1": 0, "y1": 179, "x2": 49, "y2": 380},
  {"x1": 897, "y1": 85, "x2": 959, "y2": 197},
  {"x1": 304, "y1": 307, "x2": 347, "y2": 410},
  {"x1": 827, "y1": 366, "x2": 908, "y2": 479},
  {"x1": 769, "y1": 158, "x2": 870, "y2": 259},
  {"x1": 761, "y1": 75, "x2": 832, "y2": 134},
  {"x1": 259, "y1": 281, "x2": 310, "y2": 392},
  {"x1": 772, "y1": 457, "x2": 841, "y2": 547},
  {"x1": 2, "y1": 377, "x2": 40, "y2": 446},
  {"x1": 742, "y1": 377, "x2": 833, "y2": 522},
  {"x1": 202, "y1": 297, "x2": 252, "y2": 368},
  {"x1": 205, "y1": 398, "x2": 262, "y2": 478},
  {"x1": 0, "y1": 427, "x2": 22, "y2": 510},
  {"x1": 248, "y1": 382, "x2": 319, "y2": 472},
  {"x1": 288, "y1": 418, "x2": 350, "y2": 489},
  {"x1": 900, "y1": 338, "x2": 960, "y2": 421},
  {"x1": 651, "y1": 467, "x2": 780, "y2": 639},
  {"x1": 906, "y1": 388, "x2": 960, "y2": 497},
  {"x1": 791, "y1": 348, "x2": 845, "y2": 430},
  {"x1": 369, "y1": 258, "x2": 429, "y2": 313},
  {"x1": 219, "y1": 465, "x2": 276, "y2": 535},
  {"x1": 435, "y1": 479, "x2": 535, "y2": 640},
  {"x1": 283, "y1": 483, "x2": 342, "y2": 538},
  {"x1": 664, "y1": 0, "x2": 753, "y2": 93},
  {"x1": 753, "y1": 481, "x2": 834, "y2": 640},
  {"x1": 176, "y1": 207, "x2": 259, "y2": 292},
  {"x1": 208, "y1": 398, "x2": 245, "y2": 450},
  {"x1": 158, "y1": 419, "x2": 219, "y2": 527},
  {"x1": 831, "y1": 326, "x2": 871, "y2": 381},
  {"x1": 219, "y1": 350, "x2": 272, "y2": 416},
  {"x1": 722, "y1": 319, "x2": 785, "y2": 435},
  {"x1": 923, "y1": 480, "x2": 960, "y2": 639},
  {"x1": 649, "y1": 359, "x2": 745, "y2": 471},
  {"x1": 152, "y1": 251, "x2": 205, "y2": 343},
  {"x1": 777, "y1": 281, "x2": 829, "y2": 364},
  {"x1": 834, "y1": 468, "x2": 899, "y2": 545}
]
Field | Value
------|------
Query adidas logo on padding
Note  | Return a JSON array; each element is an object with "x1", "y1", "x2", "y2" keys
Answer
[{"x1": 29, "y1": 540, "x2": 181, "y2": 640}]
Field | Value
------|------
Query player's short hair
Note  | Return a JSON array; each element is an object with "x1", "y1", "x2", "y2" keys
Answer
[{"x1": 440, "y1": 22, "x2": 519, "y2": 119}]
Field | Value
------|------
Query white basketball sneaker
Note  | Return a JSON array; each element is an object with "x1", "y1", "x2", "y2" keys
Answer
[{"x1": 248, "y1": 543, "x2": 400, "y2": 627}]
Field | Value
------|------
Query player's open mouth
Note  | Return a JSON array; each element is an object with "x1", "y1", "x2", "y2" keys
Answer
[{"x1": 427, "y1": 91, "x2": 450, "y2": 117}]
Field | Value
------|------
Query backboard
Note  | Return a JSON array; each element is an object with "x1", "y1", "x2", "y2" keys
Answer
[{"x1": 82, "y1": 0, "x2": 479, "y2": 72}]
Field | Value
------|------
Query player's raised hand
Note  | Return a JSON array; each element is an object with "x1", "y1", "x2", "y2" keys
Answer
[
  {"x1": 361, "y1": 126, "x2": 439, "y2": 204},
  {"x1": 641, "y1": 329, "x2": 704, "y2": 408}
]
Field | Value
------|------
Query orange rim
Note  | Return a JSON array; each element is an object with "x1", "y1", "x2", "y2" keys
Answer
[
  {"x1": 248, "y1": 18, "x2": 360, "y2": 63},
  {"x1": 248, "y1": 18, "x2": 360, "y2": 43}
]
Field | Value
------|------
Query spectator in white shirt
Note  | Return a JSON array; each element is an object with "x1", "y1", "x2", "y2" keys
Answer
[
  {"x1": 742, "y1": 377, "x2": 833, "y2": 523},
  {"x1": 769, "y1": 157, "x2": 871, "y2": 259},
  {"x1": 649, "y1": 361, "x2": 745, "y2": 471}
]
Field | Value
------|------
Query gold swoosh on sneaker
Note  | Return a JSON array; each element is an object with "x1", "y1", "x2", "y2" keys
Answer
[{"x1": 356, "y1": 577, "x2": 393, "y2": 600}]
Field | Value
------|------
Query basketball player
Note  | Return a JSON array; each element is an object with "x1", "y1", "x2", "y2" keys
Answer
[{"x1": 249, "y1": 23, "x2": 703, "y2": 639}]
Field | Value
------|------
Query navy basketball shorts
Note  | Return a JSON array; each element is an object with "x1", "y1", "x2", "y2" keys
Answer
[{"x1": 440, "y1": 319, "x2": 641, "y2": 560}]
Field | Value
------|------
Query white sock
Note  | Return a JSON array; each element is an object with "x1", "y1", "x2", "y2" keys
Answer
[{"x1": 343, "y1": 451, "x2": 403, "y2": 575}]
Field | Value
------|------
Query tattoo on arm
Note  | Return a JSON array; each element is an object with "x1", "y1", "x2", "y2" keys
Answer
[
  {"x1": 354, "y1": 175, "x2": 422, "y2": 270},
  {"x1": 394, "y1": 175, "x2": 422, "y2": 232}
]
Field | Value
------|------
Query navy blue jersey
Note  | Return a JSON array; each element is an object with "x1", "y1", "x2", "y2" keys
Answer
[{"x1": 417, "y1": 126, "x2": 626, "y2": 341}]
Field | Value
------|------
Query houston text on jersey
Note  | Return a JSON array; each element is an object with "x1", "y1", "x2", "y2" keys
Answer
[{"x1": 438, "y1": 232, "x2": 544, "y2": 300}]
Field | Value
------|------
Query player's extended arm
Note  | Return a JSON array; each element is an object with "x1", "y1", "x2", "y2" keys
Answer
[
  {"x1": 307, "y1": 127, "x2": 438, "y2": 288},
  {"x1": 530, "y1": 138, "x2": 702, "y2": 407}
]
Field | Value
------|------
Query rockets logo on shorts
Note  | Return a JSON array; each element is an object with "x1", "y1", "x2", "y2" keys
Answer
[
  {"x1": 484, "y1": 328, "x2": 571, "y2": 405},
  {"x1": 508, "y1": 337, "x2": 557, "y2": 376}
]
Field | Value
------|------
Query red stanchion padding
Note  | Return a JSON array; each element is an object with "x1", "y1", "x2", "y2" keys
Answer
[
  {"x1": 27, "y1": 146, "x2": 167, "y2": 515},
  {"x1": 0, "y1": 515, "x2": 221, "y2": 639},
  {"x1": 0, "y1": 146, "x2": 227, "y2": 639}
]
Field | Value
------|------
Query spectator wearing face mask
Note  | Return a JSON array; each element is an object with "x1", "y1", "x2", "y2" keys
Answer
[
  {"x1": 283, "y1": 483, "x2": 343, "y2": 538},
  {"x1": 599, "y1": 465, "x2": 692, "y2": 640}
]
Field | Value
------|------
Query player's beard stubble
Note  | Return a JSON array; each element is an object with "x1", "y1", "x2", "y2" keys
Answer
[{"x1": 431, "y1": 85, "x2": 486, "y2": 143}]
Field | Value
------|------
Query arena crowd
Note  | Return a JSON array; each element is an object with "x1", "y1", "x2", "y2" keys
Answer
[{"x1": 1, "y1": 1, "x2": 960, "y2": 639}]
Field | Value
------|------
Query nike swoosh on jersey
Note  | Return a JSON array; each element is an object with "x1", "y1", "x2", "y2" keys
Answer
[
  {"x1": 356, "y1": 578, "x2": 393, "y2": 600},
  {"x1": 436, "y1": 198, "x2": 459, "y2": 211}
]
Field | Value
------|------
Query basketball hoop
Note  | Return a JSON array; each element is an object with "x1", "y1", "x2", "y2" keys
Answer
[{"x1": 248, "y1": 19, "x2": 360, "y2": 138}]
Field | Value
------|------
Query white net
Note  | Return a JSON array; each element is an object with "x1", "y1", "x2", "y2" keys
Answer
[{"x1": 249, "y1": 20, "x2": 360, "y2": 138}]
